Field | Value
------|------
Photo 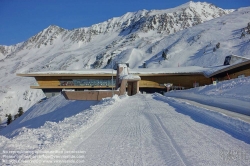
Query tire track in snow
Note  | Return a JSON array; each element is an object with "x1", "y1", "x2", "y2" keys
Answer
[
  {"x1": 79, "y1": 97, "x2": 155, "y2": 166},
  {"x1": 75, "y1": 103, "x2": 125, "y2": 165},
  {"x1": 155, "y1": 115, "x2": 188, "y2": 165},
  {"x1": 142, "y1": 95, "x2": 189, "y2": 166},
  {"x1": 103, "y1": 101, "x2": 146, "y2": 165},
  {"x1": 95, "y1": 105, "x2": 128, "y2": 166},
  {"x1": 151, "y1": 96, "x2": 227, "y2": 160},
  {"x1": 69, "y1": 98, "x2": 144, "y2": 166}
]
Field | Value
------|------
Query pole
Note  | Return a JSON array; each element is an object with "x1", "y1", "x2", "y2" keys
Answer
[
  {"x1": 227, "y1": 73, "x2": 231, "y2": 80},
  {"x1": 112, "y1": 55, "x2": 114, "y2": 97}
]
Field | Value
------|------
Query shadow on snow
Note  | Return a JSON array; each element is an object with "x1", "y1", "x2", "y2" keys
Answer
[{"x1": 152, "y1": 94, "x2": 250, "y2": 144}]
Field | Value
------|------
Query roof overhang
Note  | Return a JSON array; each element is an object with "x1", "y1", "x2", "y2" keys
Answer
[
  {"x1": 16, "y1": 69, "x2": 116, "y2": 77},
  {"x1": 17, "y1": 73, "x2": 115, "y2": 77},
  {"x1": 16, "y1": 59, "x2": 250, "y2": 78},
  {"x1": 206, "y1": 59, "x2": 250, "y2": 78}
]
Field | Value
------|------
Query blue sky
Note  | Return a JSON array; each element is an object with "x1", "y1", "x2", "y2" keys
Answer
[{"x1": 1, "y1": 0, "x2": 249, "y2": 45}]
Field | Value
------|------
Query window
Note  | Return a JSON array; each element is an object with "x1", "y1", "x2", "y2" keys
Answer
[
  {"x1": 193, "y1": 82, "x2": 199, "y2": 88},
  {"x1": 61, "y1": 79, "x2": 116, "y2": 86},
  {"x1": 238, "y1": 75, "x2": 245, "y2": 78},
  {"x1": 60, "y1": 80, "x2": 74, "y2": 86}
]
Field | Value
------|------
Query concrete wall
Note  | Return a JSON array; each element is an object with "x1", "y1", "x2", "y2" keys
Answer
[
  {"x1": 44, "y1": 92, "x2": 61, "y2": 98},
  {"x1": 42, "y1": 89, "x2": 62, "y2": 98},
  {"x1": 119, "y1": 79, "x2": 126, "y2": 95}
]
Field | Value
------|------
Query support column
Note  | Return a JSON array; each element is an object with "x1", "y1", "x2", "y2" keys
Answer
[
  {"x1": 136, "y1": 81, "x2": 139, "y2": 94},
  {"x1": 132, "y1": 81, "x2": 139, "y2": 95},
  {"x1": 128, "y1": 82, "x2": 132, "y2": 96},
  {"x1": 119, "y1": 80, "x2": 127, "y2": 95}
]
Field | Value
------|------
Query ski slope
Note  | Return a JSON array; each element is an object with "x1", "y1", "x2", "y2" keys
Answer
[{"x1": 1, "y1": 93, "x2": 249, "y2": 165}]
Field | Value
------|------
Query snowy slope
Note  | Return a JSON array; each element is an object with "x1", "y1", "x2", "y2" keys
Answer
[
  {"x1": 0, "y1": 89, "x2": 249, "y2": 165},
  {"x1": 165, "y1": 76, "x2": 250, "y2": 116},
  {"x1": 0, "y1": 2, "x2": 249, "y2": 120}
]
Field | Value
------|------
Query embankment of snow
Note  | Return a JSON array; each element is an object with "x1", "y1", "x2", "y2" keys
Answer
[
  {"x1": 0, "y1": 94, "x2": 125, "y2": 146},
  {"x1": 0, "y1": 94, "x2": 127, "y2": 165},
  {"x1": 153, "y1": 93, "x2": 250, "y2": 142},
  {"x1": 165, "y1": 76, "x2": 250, "y2": 115},
  {"x1": 0, "y1": 95, "x2": 96, "y2": 138}
]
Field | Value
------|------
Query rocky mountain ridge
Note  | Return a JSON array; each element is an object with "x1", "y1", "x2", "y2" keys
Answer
[{"x1": 0, "y1": 1, "x2": 232, "y2": 58}]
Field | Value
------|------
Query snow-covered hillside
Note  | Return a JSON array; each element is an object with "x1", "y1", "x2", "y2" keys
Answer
[
  {"x1": 0, "y1": 77, "x2": 249, "y2": 165},
  {"x1": 0, "y1": 2, "x2": 250, "y2": 120},
  {"x1": 165, "y1": 76, "x2": 250, "y2": 116}
]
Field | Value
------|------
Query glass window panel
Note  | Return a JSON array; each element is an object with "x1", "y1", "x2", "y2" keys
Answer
[{"x1": 70, "y1": 79, "x2": 116, "y2": 86}]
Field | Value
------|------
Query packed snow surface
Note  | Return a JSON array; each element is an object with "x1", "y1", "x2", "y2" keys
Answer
[{"x1": 0, "y1": 84, "x2": 250, "y2": 165}]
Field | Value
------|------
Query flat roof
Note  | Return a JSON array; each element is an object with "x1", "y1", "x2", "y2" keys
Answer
[
  {"x1": 17, "y1": 66, "x2": 208, "y2": 77},
  {"x1": 129, "y1": 66, "x2": 207, "y2": 76},
  {"x1": 16, "y1": 59, "x2": 250, "y2": 78},
  {"x1": 204, "y1": 59, "x2": 250, "y2": 77},
  {"x1": 17, "y1": 69, "x2": 116, "y2": 77}
]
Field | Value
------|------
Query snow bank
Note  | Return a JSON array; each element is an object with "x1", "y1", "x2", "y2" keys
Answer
[
  {"x1": 165, "y1": 76, "x2": 250, "y2": 115},
  {"x1": 0, "y1": 94, "x2": 127, "y2": 163},
  {"x1": 122, "y1": 74, "x2": 141, "y2": 80},
  {"x1": 153, "y1": 93, "x2": 250, "y2": 141}
]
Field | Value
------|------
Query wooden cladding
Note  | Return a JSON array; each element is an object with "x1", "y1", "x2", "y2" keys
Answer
[
  {"x1": 139, "y1": 75, "x2": 211, "y2": 88},
  {"x1": 35, "y1": 76, "x2": 60, "y2": 86},
  {"x1": 34, "y1": 74, "x2": 212, "y2": 89},
  {"x1": 213, "y1": 66, "x2": 250, "y2": 81}
]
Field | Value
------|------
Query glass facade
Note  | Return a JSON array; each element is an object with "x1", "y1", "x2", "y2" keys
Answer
[{"x1": 60, "y1": 79, "x2": 115, "y2": 87}]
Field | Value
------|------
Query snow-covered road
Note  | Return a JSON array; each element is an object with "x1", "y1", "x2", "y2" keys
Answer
[{"x1": 42, "y1": 94, "x2": 250, "y2": 166}]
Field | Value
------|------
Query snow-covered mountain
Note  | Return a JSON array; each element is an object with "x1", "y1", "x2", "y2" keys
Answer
[
  {"x1": 0, "y1": 1, "x2": 250, "y2": 120},
  {"x1": 0, "y1": 2, "x2": 232, "y2": 60}
]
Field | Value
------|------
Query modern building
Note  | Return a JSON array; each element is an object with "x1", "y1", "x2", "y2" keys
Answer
[{"x1": 17, "y1": 55, "x2": 250, "y2": 100}]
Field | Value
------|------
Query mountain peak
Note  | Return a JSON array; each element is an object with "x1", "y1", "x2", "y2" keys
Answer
[
  {"x1": 1, "y1": 1, "x2": 234, "y2": 52},
  {"x1": 176, "y1": 1, "x2": 229, "y2": 10},
  {"x1": 45, "y1": 25, "x2": 66, "y2": 32},
  {"x1": 180, "y1": 1, "x2": 197, "y2": 7}
]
